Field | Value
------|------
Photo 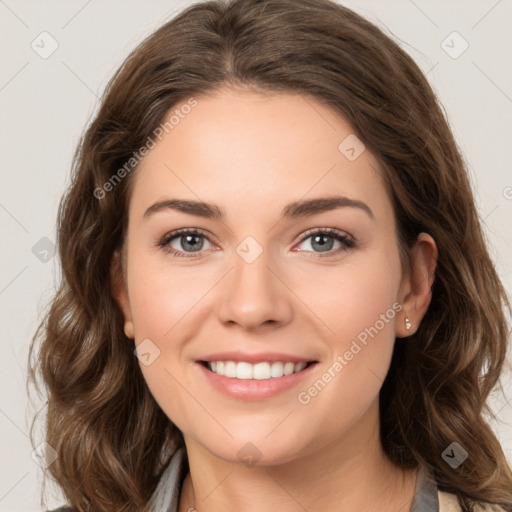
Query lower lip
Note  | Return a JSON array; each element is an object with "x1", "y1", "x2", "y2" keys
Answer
[{"x1": 196, "y1": 362, "x2": 318, "y2": 401}]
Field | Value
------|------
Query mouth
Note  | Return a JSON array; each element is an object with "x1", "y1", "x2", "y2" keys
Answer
[{"x1": 199, "y1": 360, "x2": 318, "y2": 380}]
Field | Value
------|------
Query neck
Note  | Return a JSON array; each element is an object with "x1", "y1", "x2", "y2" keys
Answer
[{"x1": 178, "y1": 400, "x2": 418, "y2": 512}]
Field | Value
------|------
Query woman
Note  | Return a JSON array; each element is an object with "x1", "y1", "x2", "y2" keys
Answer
[{"x1": 29, "y1": 0, "x2": 512, "y2": 511}]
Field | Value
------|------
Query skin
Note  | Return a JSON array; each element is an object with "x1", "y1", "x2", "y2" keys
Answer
[{"x1": 112, "y1": 87, "x2": 438, "y2": 512}]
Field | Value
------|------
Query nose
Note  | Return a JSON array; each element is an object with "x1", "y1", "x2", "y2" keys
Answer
[{"x1": 216, "y1": 246, "x2": 293, "y2": 331}]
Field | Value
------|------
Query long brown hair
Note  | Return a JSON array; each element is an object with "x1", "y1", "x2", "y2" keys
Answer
[{"x1": 29, "y1": 0, "x2": 512, "y2": 510}]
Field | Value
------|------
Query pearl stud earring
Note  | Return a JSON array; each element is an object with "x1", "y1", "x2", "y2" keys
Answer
[{"x1": 405, "y1": 316, "x2": 412, "y2": 330}]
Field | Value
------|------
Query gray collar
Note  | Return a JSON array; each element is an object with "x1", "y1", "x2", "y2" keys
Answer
[
  {"x1": 148, "y1": 447, "x2": 439, "y2": 512},
  {"x1": 148, "y1": 446, "x2": 188, "y2": 512},
  {"x1": 411, "y1": 463, "x2": 439, "y2": 512}
]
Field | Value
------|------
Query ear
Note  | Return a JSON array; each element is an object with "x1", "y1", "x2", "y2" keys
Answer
[
  {"x1": 396, "y1": 232, "x2": 438, "y2": 338},
  {"x1": 110, "y1": 249, "x2": 134, "y2": 339}
]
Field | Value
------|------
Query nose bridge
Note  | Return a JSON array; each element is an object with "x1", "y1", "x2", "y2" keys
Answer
[{"x1": 216, "y1": 236, "x2": 292, "y2": 329}]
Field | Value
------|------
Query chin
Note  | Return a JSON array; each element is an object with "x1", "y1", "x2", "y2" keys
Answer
[{"x1": 194, "y1": 433, "x2": 312, "y2": 468}]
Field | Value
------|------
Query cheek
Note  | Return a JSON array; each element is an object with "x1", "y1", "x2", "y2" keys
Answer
[
  {"x1": 340, "y1": 265, "x2": 399, "y2": 339},
  {"x1": 294, "y1": 248, "x2": 402, "y2": 411},
  {"x1": 127, "y1": 258, "x2": 199, "y2": 425},
  {"x1": 344, "y1": 252, "x2": 401, "y2": 362},
  {"x1": 296, "y1": 246, "x2": 401, "y2": 350},
  {"x1": 127, "y1": 249, "x2": 209, "y2": 338},
  {"x1": 125, "y1": 249, "x2": 217, "y2": 423}
]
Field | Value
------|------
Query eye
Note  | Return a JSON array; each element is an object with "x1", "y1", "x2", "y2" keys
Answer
[
  {"x1": 157, "y1": 227, "x2": 355, "y2": 259},
  {"x1": 157, "y1": 228, "x2": 215, "y2": 258},
  {"x1": 294, "y1": 228, "x2": 354, "y2": 257}
]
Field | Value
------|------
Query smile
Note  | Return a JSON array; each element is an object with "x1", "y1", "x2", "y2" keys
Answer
[{"x1": 201, "y1": 360, "x2": 315, "y2": 380}]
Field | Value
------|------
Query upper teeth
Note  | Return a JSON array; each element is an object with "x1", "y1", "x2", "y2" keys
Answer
[{"x1": 207, "y1": 361, "x2": 308, "y2": 380}]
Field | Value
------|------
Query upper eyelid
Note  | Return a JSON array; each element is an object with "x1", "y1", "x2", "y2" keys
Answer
[{"x1": 296, "y1": 227, "x2": 352, "y2": 241}]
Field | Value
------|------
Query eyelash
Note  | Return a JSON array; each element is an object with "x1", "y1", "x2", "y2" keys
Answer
[{"x1": 157, "y1": 227, "x2": 355, "y2": 259}]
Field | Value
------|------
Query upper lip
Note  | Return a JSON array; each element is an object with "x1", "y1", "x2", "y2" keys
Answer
[{"x1": 198, "y1": 351, "x2": 317, "y2": 364}]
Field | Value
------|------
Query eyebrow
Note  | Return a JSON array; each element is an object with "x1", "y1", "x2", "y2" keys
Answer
[{"x1": 143, "y1": 195, "x2": 374, "y2": 221}]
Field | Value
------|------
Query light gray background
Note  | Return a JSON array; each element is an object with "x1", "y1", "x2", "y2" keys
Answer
[{"x1": 1, "y1": 1, "x2": 511, "y2": 510}]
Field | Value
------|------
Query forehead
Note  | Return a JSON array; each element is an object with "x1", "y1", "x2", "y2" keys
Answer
[{"x1": 128, "y1": 88, "x2": 392, "y2": 227}]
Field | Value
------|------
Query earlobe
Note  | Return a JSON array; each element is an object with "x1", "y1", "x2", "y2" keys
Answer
[
  {"x1": 396, "y1": 232, "x2": 438, "y2": 338},
  {"x1": 110, "y1": 249, "x2": 135, "y2": 339}
]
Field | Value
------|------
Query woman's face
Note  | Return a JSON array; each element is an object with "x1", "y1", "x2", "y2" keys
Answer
[{"x1": 114, "y1": 87, "x2": 423, "y2": 465}]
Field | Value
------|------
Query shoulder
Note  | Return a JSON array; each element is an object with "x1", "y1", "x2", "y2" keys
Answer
[
  {"x1": 45, "y1": 508, "x2": 75, "y2": 512},
  {"x1": 438, "y1": 489, "x2": 507, "y2": 512}
]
